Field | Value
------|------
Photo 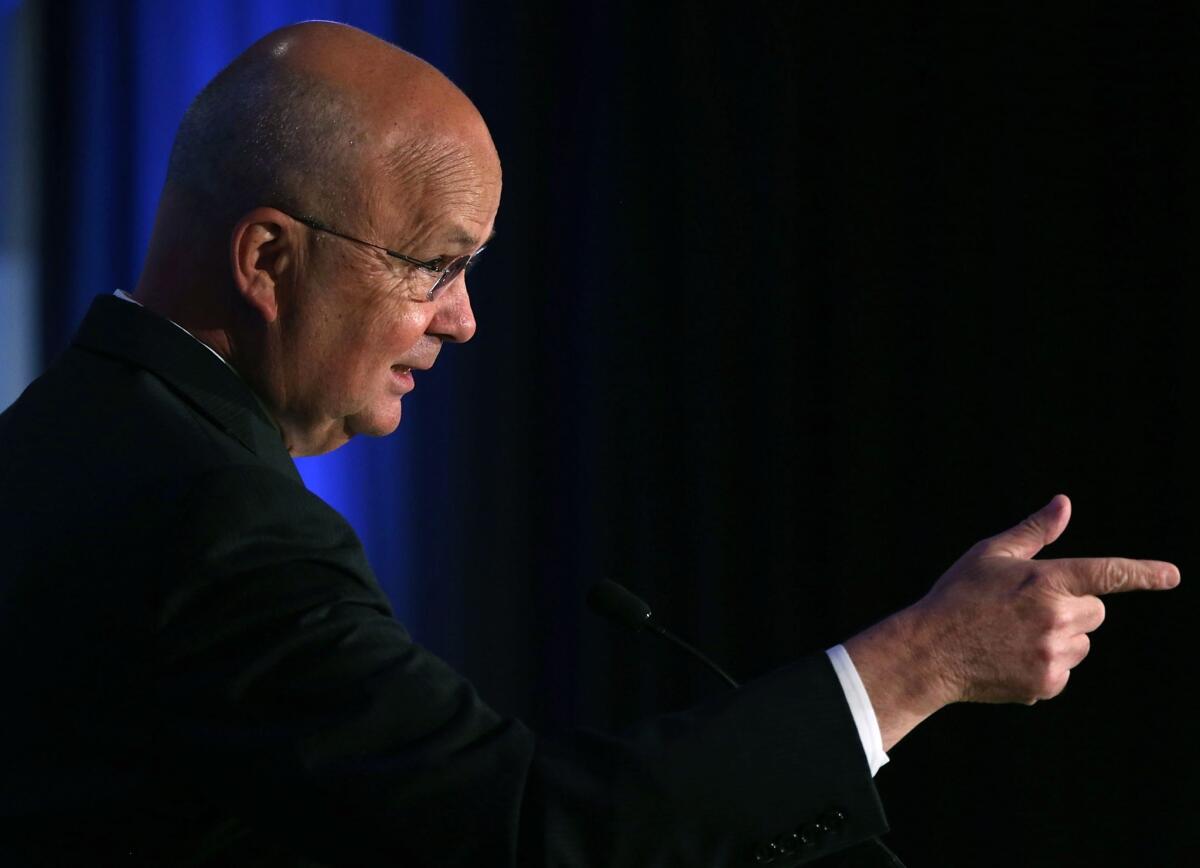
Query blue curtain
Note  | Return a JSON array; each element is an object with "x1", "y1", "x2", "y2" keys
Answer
[{"x1": 1, "y1": 1, "x2": 38, "y2": 410}]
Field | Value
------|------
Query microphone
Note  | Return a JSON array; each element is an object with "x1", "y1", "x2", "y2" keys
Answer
[{"x1": 587, "y1": 579, "x2": 740, "y2": 690}]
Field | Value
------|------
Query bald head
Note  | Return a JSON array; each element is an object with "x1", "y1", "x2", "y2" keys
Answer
[{"x1": 165, "y1": 21, "x2": 496, "y2": 232}]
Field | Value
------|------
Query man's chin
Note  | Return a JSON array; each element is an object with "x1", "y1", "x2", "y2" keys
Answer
[
  {"x1": 347, "y1": 402, "x2": 404, "y2": 440},
  {"x1": 289, "y1": 404, "x2": 403, "y2": 457}
]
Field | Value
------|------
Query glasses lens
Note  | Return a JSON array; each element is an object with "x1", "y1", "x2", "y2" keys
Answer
[{"x1": 427, "y1": 255, "x2": 470, "y2": 299}]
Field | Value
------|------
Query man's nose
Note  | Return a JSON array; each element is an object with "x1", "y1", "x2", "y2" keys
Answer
[{"x1": 430, "y1": 278, "x2": 476, "y2": 344}]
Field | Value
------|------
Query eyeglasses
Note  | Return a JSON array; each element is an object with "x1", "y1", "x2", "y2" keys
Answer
[{"x1": 281, "y1": 210, "x2": 486, "y2": 302}]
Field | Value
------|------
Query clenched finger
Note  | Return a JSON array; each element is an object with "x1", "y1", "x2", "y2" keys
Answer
[
  {"x1": 1063, "y1": 633, "x2": 1091, "y2": 670},
  {"x1": 1070, "y1": 595, "x2": 1106, "y2": 634}
]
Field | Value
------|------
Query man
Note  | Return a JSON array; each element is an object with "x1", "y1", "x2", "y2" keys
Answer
[{"x1": 0, "y1": 21, "x2": 1178, "y2": 867}]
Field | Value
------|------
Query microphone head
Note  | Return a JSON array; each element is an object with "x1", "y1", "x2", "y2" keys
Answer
[{"x1": 587, "y1": 579, "x2": 653, "y2": 632}]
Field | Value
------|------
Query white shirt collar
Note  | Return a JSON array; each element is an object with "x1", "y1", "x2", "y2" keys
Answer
[{"x1": 112, "y1": 289, "x2": 231, "y2": 369}]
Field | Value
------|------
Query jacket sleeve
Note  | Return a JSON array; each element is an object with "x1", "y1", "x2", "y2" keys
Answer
[{"x1": 151, "y1": 465, "x2": 889, "y2": 867}]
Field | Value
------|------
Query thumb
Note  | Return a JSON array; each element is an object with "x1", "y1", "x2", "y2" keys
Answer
[{"x1": 979, "y1": 494, "x2": 1072, "y2": 559}]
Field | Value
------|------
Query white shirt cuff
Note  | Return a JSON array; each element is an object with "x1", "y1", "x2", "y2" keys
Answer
[{"x1": 826, "y1": 644, "x2": 889, "y2": 777}]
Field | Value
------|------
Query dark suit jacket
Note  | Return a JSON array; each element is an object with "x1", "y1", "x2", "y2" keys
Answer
[{"x1": 0, "y1": 296, "x2": 899, "y2": 866}]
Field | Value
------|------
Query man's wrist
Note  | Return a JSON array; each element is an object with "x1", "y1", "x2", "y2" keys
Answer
[{"x1": 842, "y1": 606, "x2": 955, "y2": 752}]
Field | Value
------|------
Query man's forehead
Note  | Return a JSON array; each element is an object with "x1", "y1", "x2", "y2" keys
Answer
[
  {"x1": 360, "y1": 168, "x2": 498, "y2": 255},
  {"x1": 401, "y1": 196, "x2": 498, "y2": 251},
  {"x1": 369, "y1": 137, "x2": 500, "y2": 242}
]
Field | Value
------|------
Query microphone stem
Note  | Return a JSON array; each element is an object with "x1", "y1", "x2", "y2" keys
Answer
[{"x1": 647, "y1": 623, "x2": 741, "y2": 690}]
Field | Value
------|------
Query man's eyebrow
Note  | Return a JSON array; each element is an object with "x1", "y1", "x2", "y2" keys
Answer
[{"x1": 446, "y1": 227, "x2": 497, "y2": 251}]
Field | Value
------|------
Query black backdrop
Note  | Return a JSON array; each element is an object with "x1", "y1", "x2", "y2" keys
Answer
[{"x1": 35, "y1": 4, "x2": 1198, "y2": 865}]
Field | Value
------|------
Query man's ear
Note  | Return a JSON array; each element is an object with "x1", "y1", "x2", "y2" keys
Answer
[{"x1": 229, "y1": 208, "x2": 297, "y2": 323}]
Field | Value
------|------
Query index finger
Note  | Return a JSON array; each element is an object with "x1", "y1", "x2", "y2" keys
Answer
[{"x1": 1041, "y1": 557, "x2": 1180, "y2": 596}]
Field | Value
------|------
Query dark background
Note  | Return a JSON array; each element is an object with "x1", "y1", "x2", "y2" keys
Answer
[{"x1": 15, "y1": 3, "x2": 1199, "y2": 864}]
